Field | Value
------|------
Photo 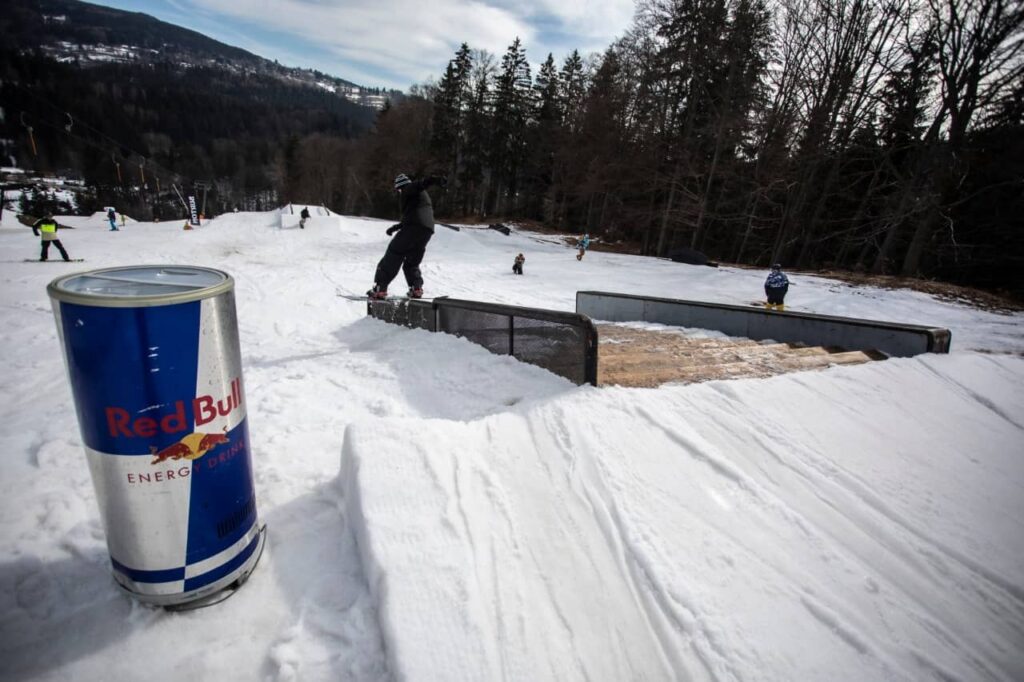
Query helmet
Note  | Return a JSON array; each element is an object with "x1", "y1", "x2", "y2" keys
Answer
[
  {"x1": 393, "y1": 173, "x2": 412, "y2": 190},
  {"x1": 771, "y1": 263, "x2": 782, "y2": 270}
]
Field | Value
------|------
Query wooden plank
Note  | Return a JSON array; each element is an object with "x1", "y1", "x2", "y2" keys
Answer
[{"x1": 594, "y1": 323, "x2": 884, "y2": 388}]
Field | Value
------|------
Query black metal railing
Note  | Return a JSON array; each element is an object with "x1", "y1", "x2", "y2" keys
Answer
[{"x1": 368, "y1": 297, "x2": 598, "y2": 385}]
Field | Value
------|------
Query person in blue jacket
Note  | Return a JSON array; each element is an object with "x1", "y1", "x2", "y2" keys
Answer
[
  {"x1": 107, "y1": 207, "x2": 118, "y2": 231},
  {"x1": 764, "y1": 264, "x2": 790, "y2": 311},
  {"x1": 576, "y1": 233, "x2": 591, "y2": 261}
]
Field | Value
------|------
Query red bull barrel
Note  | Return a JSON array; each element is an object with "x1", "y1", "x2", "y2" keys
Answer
[{"x1": 47, "y1": 265, "x2": 265, "y2": 607}]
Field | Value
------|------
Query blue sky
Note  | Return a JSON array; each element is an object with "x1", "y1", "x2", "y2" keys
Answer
[{"x1": 93, "y1": 0, "x2": 636, "y2": 91}]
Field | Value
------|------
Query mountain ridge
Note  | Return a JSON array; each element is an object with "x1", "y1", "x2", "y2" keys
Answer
[{"x1": 3, "y1": 0, "x2": 397, "y2": 108}]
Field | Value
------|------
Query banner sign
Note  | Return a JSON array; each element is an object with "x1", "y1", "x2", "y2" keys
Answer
[{"x1": 188, "y1": 195, "x2": 200, "y2": 226}]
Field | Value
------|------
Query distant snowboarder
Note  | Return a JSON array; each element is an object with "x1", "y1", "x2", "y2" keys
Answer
[
  {"x1": 32, "y1": 214, "x2": 72, "y2": 261},
  {"x1": 299, "y1": 206, "x2": 310, "y2": 229},
  {"x1": 764, "y1": 264, "x2": 790, "y2": 311},
  {"x1": 367, "y1": 173, "x2": 446, "y2": 299},
  {"x1": 513, "y1": 253, "x2": 525, "y2": 275},
  {"x1": 576, "y1": 233, "x2": 591, "y2": 261},
  {"x1": 107, "y1": 207, "x2": 118, "y2": 231}
]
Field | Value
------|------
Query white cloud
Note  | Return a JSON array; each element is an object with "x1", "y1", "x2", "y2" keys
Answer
[
  {"x1": 189, "y1": 0, "x2": 528, "y2": 88},
  {"x1": 489, "y1": 0, "x2": 635, "y2": 43},
  {"x1": 186, "y1": 0, "x2": 633, "y2": 89}
]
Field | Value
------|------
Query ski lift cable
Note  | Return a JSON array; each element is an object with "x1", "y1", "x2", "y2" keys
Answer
[
  {"x1": 8, "y1": 81, "x2": 191, "y2": 186},
  {"x1": 20, "y1": 106, "x2": 191, "y2": 190}
]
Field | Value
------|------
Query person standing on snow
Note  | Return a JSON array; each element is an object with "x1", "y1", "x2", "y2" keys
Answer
[
  {"x1": 367, "y1": 173, "x2": 446, "y2": 299},
  {"x1": 576, "y1": 233, "x2": 591, "y2": 261},
  {"x1": 299, "y1": 206, "x2": 310, "y2": 229},
  {"x1": 764, "y1": 264, "x2": 790, "y2": 311},
  {"x1": 513, "y1": 253, "x2": 525, "y2": 275},
  {"x1": 107, "y1": 207, "x2": 118, "y2": 231},
  {"x1": 32, "y1": 214, "x2": 72, "y2": 261}
]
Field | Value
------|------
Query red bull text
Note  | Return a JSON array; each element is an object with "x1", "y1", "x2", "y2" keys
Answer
[{"x1": 48, "y1": 266, "x2": 265, "y2": 607}]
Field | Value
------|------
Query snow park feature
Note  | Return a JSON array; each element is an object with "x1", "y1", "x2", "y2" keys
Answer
[
  {"x1": 362, "y1": 292, "x2": 950, "y2": 388},
  {"x1": 1, "y1": 206, "x2": 1023, "y2": 681},
  {"x1": 46, "y1": 266, "x2": 266, "y2": 609}
]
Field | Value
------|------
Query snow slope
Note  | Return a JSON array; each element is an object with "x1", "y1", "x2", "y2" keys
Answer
[{"x1": 1, "y1": 208, "x2": 1022, "y2": 681}]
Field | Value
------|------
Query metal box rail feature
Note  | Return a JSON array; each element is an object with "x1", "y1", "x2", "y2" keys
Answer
[
  {"x1": 365, "y1": 290, "x2": 949, "y2": 390},
  {"x1": 576, "y1": 291, "x2": 951, "y2": 358}
]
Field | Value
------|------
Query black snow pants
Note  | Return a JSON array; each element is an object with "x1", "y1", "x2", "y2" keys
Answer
[
  {"x1": 374, "y1": 226, "x2": 433, "y2": 290},
  {"x1": 41, "y1": 239, "x2": 71, "y2": 261}
]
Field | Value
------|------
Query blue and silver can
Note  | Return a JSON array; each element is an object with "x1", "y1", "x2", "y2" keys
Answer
[{"x1": 47, "y1": 265, "x2": 265, "y2": 607}]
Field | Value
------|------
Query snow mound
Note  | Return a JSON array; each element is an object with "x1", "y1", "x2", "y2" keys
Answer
[{"x1": 340, "y1": 352, "x2": 1024, "y2": 681}]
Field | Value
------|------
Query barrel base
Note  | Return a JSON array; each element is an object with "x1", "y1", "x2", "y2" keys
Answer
[{"x1": 113, "y1": 523, "x2": 268, "y2": 610}]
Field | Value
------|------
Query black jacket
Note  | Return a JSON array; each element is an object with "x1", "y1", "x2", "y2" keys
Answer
[{"x1": 398, "y1": 177, "x2": 442, "y2": 233}]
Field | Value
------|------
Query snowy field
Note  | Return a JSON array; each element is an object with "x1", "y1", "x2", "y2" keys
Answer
[{"x1": 1, "y1": 208, "x2": 1022, "y2": 681}]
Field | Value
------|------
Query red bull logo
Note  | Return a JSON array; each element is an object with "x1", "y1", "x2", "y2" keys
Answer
[
  {"x1": 104, "y1": 378, "x2": 242, "y2": 439},
  {"x1": 150, "y1": 427, "x2": 229, "y2": 464}
]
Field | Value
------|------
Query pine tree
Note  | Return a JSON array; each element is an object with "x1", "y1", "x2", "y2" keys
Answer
[
  {"x1": 461, "y1": 50, "x2": 495, "y2": 216},
  {"x1": 431, "y1": 43, "x2": 473, "y2": 204},
  {"x1": 559, "y1": 50, "x2": 586, "y2": 134},
  {"x1": 523, "y1": 53, "x2": 562, "y2": 220},
  {"x1": 490, "y1": 38, "x2": 533, "y2": 214}
]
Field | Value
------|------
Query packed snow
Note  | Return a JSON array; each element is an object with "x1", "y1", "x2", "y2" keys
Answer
[{"x1": 1, "y1": 207, "x2": 1022, "y2": 681}]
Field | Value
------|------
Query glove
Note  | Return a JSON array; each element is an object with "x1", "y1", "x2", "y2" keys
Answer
[
  {"x1": 438, "y1": 176, "x2": 448, "y2": 188},
  {"x1": 386, "y1": 224, "x2": 402, "y2": 236}
]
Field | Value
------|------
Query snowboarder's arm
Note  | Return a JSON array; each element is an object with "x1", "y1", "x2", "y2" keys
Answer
[{"x1": 386, "y1": 223, "x2": 402, "y2": 236}]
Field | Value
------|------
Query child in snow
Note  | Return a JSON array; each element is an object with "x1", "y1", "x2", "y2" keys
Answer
[
  {"x1": 32, "y1": 214, "x2": 72, "y2": 261},
  {"x1": 764, "y1": 264, "x2": 789, "y2": 311},
  {"x1": 513, "y1": 253, "x2": 525, "y2": 275},
  {"x1": 367, "y1": 173, "x2": 447, "y2": 299},
  {"x1": 576, "y1": 233, "x2": 591, "y2": 261},
  {"x1": 299, "y1": 206, "x2": 310, "y2": 229},
  {"x1": 107, "y1": 207, "x2": 118, "y2": 231}
]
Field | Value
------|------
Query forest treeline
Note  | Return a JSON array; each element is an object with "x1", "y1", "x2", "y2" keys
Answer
[
  {"x1": 3, "y1": 0, "x2": 1022, "y2": 296},
  {"x1": 326, "y1": 0, "x2": 1022, "y2": 297}
]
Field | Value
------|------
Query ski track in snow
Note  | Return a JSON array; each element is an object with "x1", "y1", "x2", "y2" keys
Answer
[{"x1": 1, "y1": 209, "x2": 1023, "y2": 681}]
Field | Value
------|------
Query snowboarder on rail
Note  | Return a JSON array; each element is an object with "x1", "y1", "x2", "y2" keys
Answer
[
  {"x1": 367, "y1": 173, "x2": 447, "y2": 299},
  {"x1": 764, "y1": 264, "x2": 789, "y2": 311},
  {"x1": 32, "y1": 214, "x2": 72, "y2": 261}
]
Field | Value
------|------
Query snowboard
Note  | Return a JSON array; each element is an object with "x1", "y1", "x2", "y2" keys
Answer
[
  {"x1": 337, "y1": 292, "x2": 433, "y2": 302},
  {"x1": 24, "y1": 258, "x2": 85, "y2": 263}
]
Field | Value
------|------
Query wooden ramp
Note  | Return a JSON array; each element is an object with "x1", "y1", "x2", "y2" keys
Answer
[{"x1": 597, "y1": 324, "x2": 886, "y2": 388}]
